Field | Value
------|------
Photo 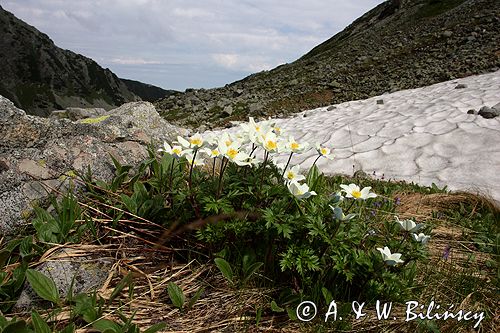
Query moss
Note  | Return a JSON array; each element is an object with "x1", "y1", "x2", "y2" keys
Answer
[
  {"x1": 37, "y1": 159, "x2": 47, "y2": 167},
  {"x1": 417, "y1": 0, "x2": 467, "y2": 18},
  {"x1": 79, "y1": 115, "x2": 110, "y2": 124},
  {"x1": 20, "y1": 209, "x2": 32, "y2": 220},
  {"x1": 65, "y1": 170, "x2": 77, "y2": 178}
]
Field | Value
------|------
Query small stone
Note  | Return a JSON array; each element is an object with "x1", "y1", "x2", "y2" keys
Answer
[
  {"x1": 376, "y1": 99, "x2": 384, "y2": 105},
  {"x1": 327, "y1": 106, "x2": 336, "y2": 111},
  {"x1": 221, "y1": 105, "x2": 233, "y2": 117},
  {"x1": 467, "y1": 109, "x2": 476, "y2": 115},
  {"x1": 455, "y1": 84, "x2": 467, "y2": 89},
  {"x1": 442, "y1": 30, "x2": 453, "y2": 38},
  {"x1": 478, "y1": 106, "x2": 500, "y2": 119}
]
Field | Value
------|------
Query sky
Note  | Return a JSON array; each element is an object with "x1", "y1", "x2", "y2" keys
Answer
[{"x1": 2, "y1": 0, "x2": 383, "y2": 91}]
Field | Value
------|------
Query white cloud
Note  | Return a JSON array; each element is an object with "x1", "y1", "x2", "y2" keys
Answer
[
  {"x1": 212, "y1": 53, "x2": 273, "y2": 72},
  {"x1": 110, "y1": 58, "x2": 164, "y2": 65}
]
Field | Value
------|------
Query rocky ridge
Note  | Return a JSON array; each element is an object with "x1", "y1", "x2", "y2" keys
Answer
[
  {"x1": 154, "y1": 0, "x2": 500, "y2": 129},
  {"x1": 0, "y1": 5, "x2": 142, "y2": 117}
]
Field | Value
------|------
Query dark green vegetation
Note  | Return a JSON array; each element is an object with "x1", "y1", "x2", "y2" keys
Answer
[
  {"x1": 1, "y1": 149, "x2": 498, "y2": 332},
  {"x1": 155, "y1": 0, "x2": 500, "y2": 129}
]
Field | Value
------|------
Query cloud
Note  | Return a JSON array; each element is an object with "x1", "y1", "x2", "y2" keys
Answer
[
  {"x1": 110, "y1": 58, "x2": 165, "y2": 65},
  {"x1": 2, "y1": 0, "x2": 384, "y2": 90},
  {"x1": 212, "y1": 53, "x2": 275, "y2": 72}
]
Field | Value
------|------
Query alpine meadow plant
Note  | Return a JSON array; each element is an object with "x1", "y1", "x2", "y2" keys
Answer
[{"x1": 153, "y1": 116, "x2": 433, "y2": 307}]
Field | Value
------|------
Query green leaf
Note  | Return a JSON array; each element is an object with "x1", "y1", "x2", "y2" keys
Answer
[
  {"x1": 73, "y1": 293, "x2": 98, "y2": 323},
  {"x1": 167, "y1": 282, "x2": 185, "y2": 309},
  {"x1": 26, "y1": 269, "x2": 60, "y2": 304},
  {"x1": 143, "y1": 322, "x2": 168, "y2": 333},
  {"x1": 255, "y1": 307, "x2": 263, "y2": 326},
  {"x1": 58, "y1": 323, "x2": 76, "y2": 333},
  {"x1": 306, "y1": 164, "x2": 320, "y2": 190},
  {"x1": 110, "y1": 272, "x2": 132, "y2": 303},
  {"x1": 0, "y1": 249, "x2": 10, "y2": 268},
  {"x1": 242, "y1": 262, "x2": 263, "y2": 285},
  {"x1": 322, "y1": 287, "x2": 333, "y2": 304},
  {"x1": 286, "y1": 307, "x2": 298, "y2": 320},
  {"x1": 3, "y1": 319, "x2": 31, "y2": 333},
  {"x1": 271, "y1": 300, "x2": 284, "y2": 312},
  {"x1": 120, "y1": 194, "x2": 138, "y2": 214},
  {"x1": 214, "y1": 258, "x2": 233, "y2": 284},
  {"x1": 93, "y1": 319, "x2": 122, "y2": 333},
  {"x1": 31, "y1": 311, "x2": 51, "y2": 333},
  {"x1": 187, "y1": 287, "x2": 204, "y2": 310}
]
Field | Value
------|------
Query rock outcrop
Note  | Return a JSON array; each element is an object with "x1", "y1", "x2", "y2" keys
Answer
[{"x1": 0, "y1": 95, "x2": 188, "y2": 237}]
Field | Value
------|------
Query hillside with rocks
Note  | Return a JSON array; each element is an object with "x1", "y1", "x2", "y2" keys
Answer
[
  {"x1": 155, "y1": 0, "x2": 500, "y2": 129},
  {"x1": 0, "y1": 5, "x2": 143, "y2": 117},
  {"x1": 121, "y1": 78, "x2": 178, "y2": 102}
]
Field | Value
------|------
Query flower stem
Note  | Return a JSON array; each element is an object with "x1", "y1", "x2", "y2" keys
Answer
[
  {"x1": 345, "y1": 199, "x2": 356, "y2": 214},
  {"x1": 311, "y1": 155, "x2": 321, "y2": 168},
  {"x1": 188, "y1": 149, "x2": 198, "y2": 193},
  {"x1": 212, "y1": 157, "x2": 216, "y2": 178},
  {"x1": 259, "y1": 151, "x2": 269, "y2": 191},
  {"x1": 216, "y1": 157, "x2": 228, "y2": 199},
  {"x1": 250, "y1": 143, "x2": 257, "y2": 158},
  {"x1": 168, "y1": 158, "x2": 175, "y2": 189},
  {"x1": 280, "y1": 152, "x2": 294, "y2": 179}
]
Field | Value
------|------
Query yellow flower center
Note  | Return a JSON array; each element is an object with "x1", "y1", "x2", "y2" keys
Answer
[
  {"x1": 190, "y1": 138, "x2": 202, "y2": 146},
  {"x1": 172, "y1": 148, "x2": 182, "y2": 155},
  {"x1": 321, "y1": 148, "x2": 328, "y2": 155},
  {"x1": 274, "y1": 127, "x2": 281, "y2": 134},
  {"x1": 225, "y1": 140, "x2": 232, "y2": 146},
  {"x1": 255, "y1": 126, "x2": 261, "y2": 132},
  {"x1": 352, "y1": 190, "x2": 362, "y2": 199},
  {"x1": 227, "y1": 148, "x2": 238, "y2": 159},
  {"x1": 211, "y1": 149, "x2": 219, "y2": 156},
  {"x1": 290, "y1": 142, "x2": 299, "y2": 150},
  {"x1": 286, "y1": 171, "x2": 294, "y2": 180},
  {"x1": 266, "y1": 140, "x2": 277, "y2": 150}
]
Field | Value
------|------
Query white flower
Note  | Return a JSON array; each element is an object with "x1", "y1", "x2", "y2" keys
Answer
[
  {"x1": 277, "y1": 164, "x2": 305, "y2": 183},
  {"x1": 339, "y1": 184, "x2": 377, "y2": 200},
  {"x1": 240, "y1": 117, "x2": 270, "y2": 143},
  {"x1": 260, "y1": 131, "x2": 279, "y2": 152},
  {"x1": 377, "y1": 246, "x2": 404, "y2": 266},
  {"x1": 177, "y1": 132, "x2": 204, "y2": 149},
  {"x1": 316, "y1": 143, "x2": 334, "y2": 160},
  {"x1": 242, "y1": 154, "x2": 262, "y2": 167},
  {"x1": 158, "y1": 142, "x2": 186, "y2": 158},
  {"x1": 395, "y1": 216, "x2": 423, "y2": 232},
  {"x1": 411, "y1": 233, "x2": 430, "y2": 244},
  {"x1": 287, "y1": 181, "x2": 317, "y2": 200},
  {"x1": 201, "y1": 147, "x2": 220, "y2": 158},
  {"x1": 279, "y1": 136, "x2": 308, "y2": 153},
  {"x1": 329, "y1": 205, "x2": 356, "y2": 221},
  {"x1": 218, "y1": 141, "x2": 251, "y2": 166},
  {"x1": 184, "y1": 152, "x2": 205, "y2": 167}
]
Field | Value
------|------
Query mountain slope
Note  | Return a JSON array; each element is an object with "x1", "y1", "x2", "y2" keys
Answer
[
  {"x1": 121, "y1": 78, "x2": 177, "y2": 102},
  {"x1": 155, "y1": 0, "x2": 500, "y2": 129},
  {"x1": 0, "y1": 5, "x2": 140, "y2": 117}
]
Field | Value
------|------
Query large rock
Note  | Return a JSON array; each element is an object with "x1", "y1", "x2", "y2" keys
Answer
[
  {"x1": 0, "y1": 95, "x2": 188, "y2": 237},
  {"x1": 13, "y1": 247, "x2": 114, "y2": 312}
]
